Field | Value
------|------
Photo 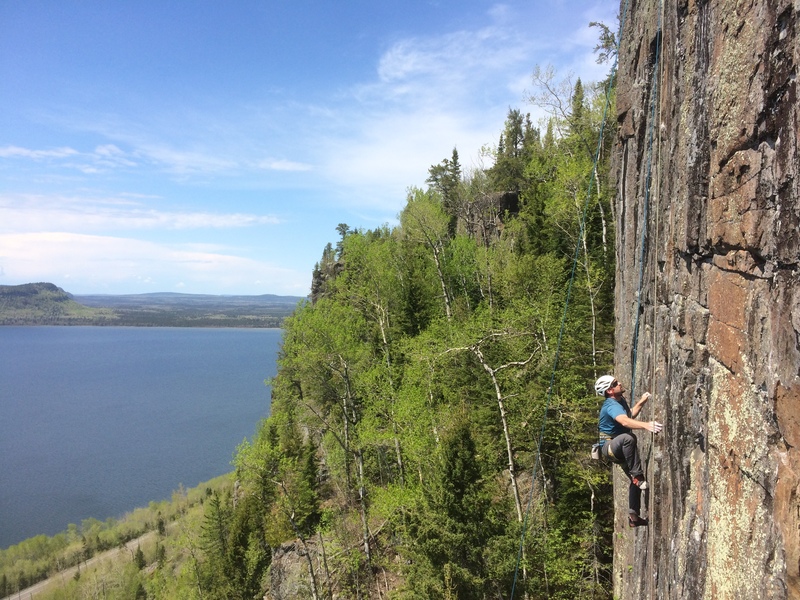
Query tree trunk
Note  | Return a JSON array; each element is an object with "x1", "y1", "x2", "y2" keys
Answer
[
  {"x1": 471, "y1": 345, "x2": 523, "y2": 521},
  {"x1": 356, "y1": 450, "x2": 371, "y2": 564}
]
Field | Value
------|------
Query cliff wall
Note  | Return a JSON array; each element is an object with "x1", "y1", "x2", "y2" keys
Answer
[{"x1": 613, "y1": 0, "x2": 799, "y2": 598}]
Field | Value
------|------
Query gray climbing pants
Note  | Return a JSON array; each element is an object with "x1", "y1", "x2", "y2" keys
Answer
[{"x1": 605, "y1": 433, "x2": 644, "y2": 515}]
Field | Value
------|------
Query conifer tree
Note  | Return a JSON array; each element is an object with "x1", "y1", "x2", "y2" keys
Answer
[
  {"x1": 489, "y1": 108, "x2": 538, "y2": 194},
  {"x1": 427, "y1": 147, "x2": 463, "y2": 235},
  {"x1": 402, "y1": 418, "x2": 504, "y2": 599}
]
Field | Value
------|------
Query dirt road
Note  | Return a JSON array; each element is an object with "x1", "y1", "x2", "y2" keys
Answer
[{"x1": 1, "y1": 532, "x2": 156, "y2": 600}]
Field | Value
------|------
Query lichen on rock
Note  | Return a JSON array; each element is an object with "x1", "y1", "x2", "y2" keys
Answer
[{"x1": 612, "y1": 0, "x2": 799, "y2": 597}]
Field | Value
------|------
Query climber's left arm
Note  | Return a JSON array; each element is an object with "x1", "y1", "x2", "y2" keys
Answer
[{"x1": 629, "y1": 392, "x2": 651, "y2": 418}]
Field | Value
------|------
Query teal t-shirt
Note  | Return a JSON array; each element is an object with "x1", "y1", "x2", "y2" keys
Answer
[{"x1": 599, "y1": 396, "x2": 631, "y2": 437}]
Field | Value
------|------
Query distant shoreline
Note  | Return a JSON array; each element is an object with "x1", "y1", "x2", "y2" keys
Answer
[
  {"x1": 0, "y1": 319, "x2": 286, "y2": 328},
  {"x1": 0, "y1": 282, "x2": 304, "y2": 328}
]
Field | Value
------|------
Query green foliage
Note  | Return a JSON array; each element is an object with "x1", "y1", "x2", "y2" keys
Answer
[
  {"x1": 489, "y1": 109, "x2": 539, "y2": 194},
  {"x1": 400, "y1": 418, "x2": 510, "y2": 599},
  {"x1": 233, "y1": 69, "x2": 617, "y2": 598},
  {"x1": 427, "y1": 147, "x2": 463, "y2": 235}
]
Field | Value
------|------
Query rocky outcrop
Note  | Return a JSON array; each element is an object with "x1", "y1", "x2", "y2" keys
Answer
[
  {"x1": 265, "y1": 541, "x2": 317, "y2": 600},
  {"x1": 613, "y1": 0, "x2": 799, "y2": 598}
]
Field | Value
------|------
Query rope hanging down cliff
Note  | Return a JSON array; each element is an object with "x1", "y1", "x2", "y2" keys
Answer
[
  {"x1": 644, "y1": 0, "x2": 666, "y2": 597},
  {"x1": 508, "y1": 0, "x2": 634, "y2": 596},
  {"x1": 627, "y1": 1, "x2": 665, "y2": 597},
  {"x1": 629, "y1": 5, "x2": 664, "y2": 426},
  {"x1": 630, "y1": 0, "x2": 665, "y2": 504}
]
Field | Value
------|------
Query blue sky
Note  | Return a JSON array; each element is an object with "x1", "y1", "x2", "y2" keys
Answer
[{"x1": 0, "y1": 0, "x2": 616, "y2": 297}]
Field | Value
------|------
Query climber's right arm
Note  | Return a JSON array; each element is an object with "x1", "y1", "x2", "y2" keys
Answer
[{"x1": 614, "y1": 414, "x2": 663, "y2": 433}]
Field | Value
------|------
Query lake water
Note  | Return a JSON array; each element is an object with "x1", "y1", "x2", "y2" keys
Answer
[{"x1": 0, "y1": 326, "x2": 281, "y2": 549}]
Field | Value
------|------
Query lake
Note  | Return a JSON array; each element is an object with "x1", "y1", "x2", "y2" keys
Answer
[{"x1": 0, "y1": 326, "x2": 281, "y2": 549}]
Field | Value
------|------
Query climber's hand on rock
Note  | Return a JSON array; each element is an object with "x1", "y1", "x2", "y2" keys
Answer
[
  {"x1": 638, "y1": 392, "x2": 652, "y2": 405},
  {"x1": 649, "y1": 420, "x2": 663, "y2": 434}
]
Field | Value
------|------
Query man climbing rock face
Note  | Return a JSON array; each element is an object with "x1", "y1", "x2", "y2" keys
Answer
[{"x1": 595, "y1": 375, "x2": 663, "y2": 527}]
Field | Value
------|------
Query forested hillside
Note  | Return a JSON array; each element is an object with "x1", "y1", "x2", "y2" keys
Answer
[
  {"x1": 0, "y1": 282, "x2": 116, "y2": 324},
  {"x1": 4, "y1": 53, "x2": 620, "y2": 600},
  {"x1": 193, "y1": 67, "x2": 618, "y2": 598}
]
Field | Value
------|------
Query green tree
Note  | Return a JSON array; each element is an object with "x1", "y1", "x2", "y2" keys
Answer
[
  {"x1": 227, "y1": 493, "x2": 271, "y2": 599},
  {"x1": 427, "y1": 147, "x2": 463, "y2": 235},
  {"x1": 335, "y1": 223, "x2": 351, "y2": 258},
  {"x1": 399, "y1": 188, "x2": 454, "y2": 320},
  {"x1": 489, "y1": 108, "x2": 538, "y2": 194},
  {"x1": 402, "y1": 418, "x2": 506, "y2": 599},
  {"x1": 199, "y1": 490, "x2": 236, "y2": 598}
]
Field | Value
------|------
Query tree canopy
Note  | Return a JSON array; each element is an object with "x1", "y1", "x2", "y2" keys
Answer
[{"x1": 194, "y1": 70, "x2": 620, "y2": 599}]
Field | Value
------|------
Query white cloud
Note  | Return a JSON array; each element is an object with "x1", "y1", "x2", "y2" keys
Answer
[
  {"x1": 0, "y1": 145, "x2": 79, "y2": 159},
  {"x1": 0, "y1": 232, "x2": 307, "y2": 295},
  {"x1": 93, "y1": 144, "x2": 138, "y2": 168},
  {"x1": 258, "y1": 159, "x2": 312, "y2": 172},
  {"x1": 376, "y1": 28, "x2": 528, "y2": 89},
  {"x1": 319, "y1": 108, "x2": 495, "y2": 210},
  {"x1": 0, "y1": 143, "x2": 138, "y2": 172},
  {"x1": 0, "y1": 137, "x2": 239, "y2": 178},
  {"x1": 0, "y1": 194, "x2": 281, "y2": 233},
  {"x1": 134, "y1": 144, "x2": 238, "y2": 175}
]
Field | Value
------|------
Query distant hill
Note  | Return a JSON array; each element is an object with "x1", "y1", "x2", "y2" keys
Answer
[
  {"x1": 0, "y1": 283, "x2": 305, "y2": 327},
  {"x1": 75, "y1": 291, "x2": 304, "y2": 310},
  {"x1": 0, "y1": 282, "x2": 116, "y2": 325}
]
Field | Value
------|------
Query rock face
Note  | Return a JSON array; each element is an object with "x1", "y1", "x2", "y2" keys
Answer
[
  {"x1": 613, "y1": 0, "x2": 799, "y2": 598},
  {"x1": 265, "y1": 541, "x2": 316, "y2": 600}
]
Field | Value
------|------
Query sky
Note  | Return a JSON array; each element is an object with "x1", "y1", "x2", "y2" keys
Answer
[{"x1": 0, "y1": 0, "x2": 616, "y2": 297}]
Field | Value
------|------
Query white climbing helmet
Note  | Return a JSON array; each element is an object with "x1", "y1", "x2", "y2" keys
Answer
[{"x1": 595, "y1": 375, "x2": 616, "y2": 396}]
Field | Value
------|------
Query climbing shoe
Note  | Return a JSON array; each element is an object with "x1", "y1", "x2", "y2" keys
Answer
[
  {"x1": 632, "y1": 477, "x2": 648, "y2": 490},
  {"x1": 628, "y1": 514, "x2": 649, "y2": 527}
]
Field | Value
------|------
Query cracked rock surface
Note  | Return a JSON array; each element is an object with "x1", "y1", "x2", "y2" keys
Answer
[{"x1": 612, "y1": 0, "x2": 799, "y2": 598}]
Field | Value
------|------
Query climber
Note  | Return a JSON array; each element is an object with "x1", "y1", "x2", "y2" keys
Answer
[{"x1": 595, "y1": 375, "x2": 663, "y2": 527}]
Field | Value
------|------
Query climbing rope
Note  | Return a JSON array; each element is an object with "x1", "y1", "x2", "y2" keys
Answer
[
  {"x1": 508, "y1": 1, "x2": 633, "y2": 596},
  {"x1": 625, "y1": 2, "x2": 664, "y2": 599},
  {"x1": 629, "y1": 15, "x2": 663, "y2": 409},
  {"x1": 646, "y1": 1, "x2": 666, "y2": 598}
]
